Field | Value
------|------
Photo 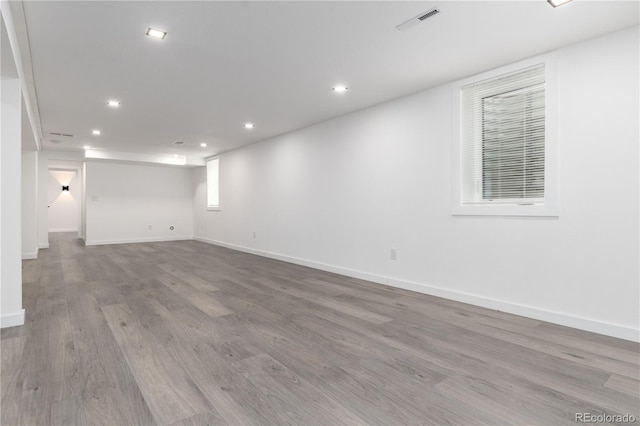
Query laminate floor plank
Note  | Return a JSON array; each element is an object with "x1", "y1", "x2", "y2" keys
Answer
[
  {"x1": 164, "y1": 342, "x2": 286, "y2": 426},
  {"x1": 233, "y1": 353, "x2": 367, "y2": 425},
  {"x1": 168, "y1": 411, "x2": 227, "y2": 426},
  {"x1": 64, "y1": 281, "x2": 156, "y2": 426},
  {"x1": 158, "y1": 281, "x2": 234, "y2": 319},
  {"x1": 158, "y1": 263, "x2": 220, "y2": 292},
  {"x1": 301, "y1": 276, "x2": 405, "y2": 300},
  {"x1": 604, "y1": 374, "x2": 640, "y2": 397},
  {"x1": 101, "y1": 303, "x2": 212, "y2": 425},
  {"x1": 392, "y1": 294, "x2": 640, "y2": 366},
  {"x1": 1, "y1": 336, "x2": 26, "y2": 425},
  {"x1": 21, "y1": 259, "x2": 43, "y2": 284},
  {"x1": 378, "y1": 318, "x2": 640, "y2": 416},
  {"x1": 50, "y1": 395, "x2": 87, "y2": 426},
  {"x1": 2, "y1": 232, "x2": 638, "y2": 426},
  {"x1": 358, "y1": 293, "x2": 639, "y2": 381},
  {"x1": 348, "y1": 358, "x2": 501, "y2": 426},
  {"x1": 253, "y1": 276, "x2": 393, "y2": 324}
]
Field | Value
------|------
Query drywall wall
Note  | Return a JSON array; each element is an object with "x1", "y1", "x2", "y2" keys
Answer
[
  {"x1": 1, "y1": 12, "x2": 24, "y2": 327},
  {"x1": 193, "y1": 26, "x2": 639, "y2": 341},
  {"x1": 21, "y1": 151, "x2": 38, "y2": 259},
  {"x1": 47, "y1": 169, "x2": 79, "y2": 232},
  {"x1": 86, "y1": 161, "x2": 193, "y2": 245}
]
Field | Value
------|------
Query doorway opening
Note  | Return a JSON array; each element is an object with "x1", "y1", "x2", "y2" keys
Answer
[{"x1": 47, "y1": 161, "x2": 83, "y2": 240}]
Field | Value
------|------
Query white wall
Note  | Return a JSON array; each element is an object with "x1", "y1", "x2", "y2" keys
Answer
[
  {"x1": 1, "y1": 11, "x2": 25, "y2": 328},
  {"x1": 21, "y1": 151, "x2": 38, "y2": 259},
  {"x1": 47, "y1": 169, "x2": 79, "y2": 232},
  {"x1": 86, "y1": 161, "x2": 194, "y2": 245},
  {"x1": 193, "y1": 26, "x2": 639, "y2": 341}
]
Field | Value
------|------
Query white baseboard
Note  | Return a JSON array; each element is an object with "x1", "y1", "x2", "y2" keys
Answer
[
  {"x1": 49, "y1": 228, "x2": 78, "y2": 233},
  {"x1": 39, "y1": 243, "x2": 49, "y2": 249},
  {"x1": 22, "y1": 251, "x2": 38, "y2": 260},
  {"x1": 1, "y1": 309, "x2": 25, "y2": 328},
  {"x1": 383, "y1": 277, "x2": 640, "y2": 343},
  {"x1": 86, "y1": 235, "x2": 194, "y2": 246},
  {"x1": 194, "y1": 236, "x2": 640, "y2": 343}
]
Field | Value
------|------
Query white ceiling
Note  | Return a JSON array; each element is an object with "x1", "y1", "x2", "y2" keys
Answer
[{"x1": 22, "y1": 0, "x2": 639, "y2": 162}]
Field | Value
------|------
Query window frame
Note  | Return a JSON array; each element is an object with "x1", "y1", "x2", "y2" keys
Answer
[
  {"x1": 206, "y1": 156, "x2": 221, "y2": 211},
  {"x1": 451, "y1": 54, "x2": 559, "y2": 217}
]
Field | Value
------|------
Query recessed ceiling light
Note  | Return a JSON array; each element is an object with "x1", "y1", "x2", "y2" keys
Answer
[
  {"x1": 83, "y1": 145, "x2": 90, "y2": 149},
  {"x1": 200, "y1": 143, "x2": 207, "y2": 147},
  {"x1": 244, "y1": 123, "x2": 254, "y2": 129},
  {"x1": 333, "y1": 85, "x2": 348, "y2": 93},
  {"x1": 146, "y1": 28, "x2": 167, "y2": 40},
  {"x1": 107, "y1": 100, "x2": 120, "y2": 107},
  {"x1": 547, "y1": 0, "x2": 572, "y2": 7},
  {"x1": 92, "y1": 130, "x2": 101, "y2": 135}
]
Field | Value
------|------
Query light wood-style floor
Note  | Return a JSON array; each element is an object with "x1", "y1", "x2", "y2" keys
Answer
[{"x1": 2, "y1": 233, "x2": 639, "y2": 425}]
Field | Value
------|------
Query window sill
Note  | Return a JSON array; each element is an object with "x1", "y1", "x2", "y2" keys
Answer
[
  {"x1": 207, "y1": 206, "x2": 221, "y2": 212},
  {"x1": 451, "y1": 204, "x2": 558, "y2": 217}
]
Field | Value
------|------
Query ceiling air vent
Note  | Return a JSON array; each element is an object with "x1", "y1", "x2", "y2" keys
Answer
[
  {"x1": 396, "y1": 7, "x2": 440, "y2": 31},
  {"x1": 418, "y1": 8, "x2": 440, "y2": 21},
  {"x1": 48, "y1": 131, "x2": 75, "y2": 138},
  {"x1": 173, "y1": 141, "x2": 185, "y2": 145}
]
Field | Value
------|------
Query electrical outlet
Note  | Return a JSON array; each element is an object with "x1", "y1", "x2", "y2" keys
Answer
[
  {"x1": 253, "y1": 232, "x2": 256, "y2": 239},
  {"x1": 148, "y1": 225, "x2": 152, "y2": 230},
  {"x1": 390, "y1": 248, "x2": 397, "y2": 260}
]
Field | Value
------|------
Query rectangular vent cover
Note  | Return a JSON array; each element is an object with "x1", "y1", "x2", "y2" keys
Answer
[
  {"x1": 418, "y1": 8, "x2": 440, "y2": 21},
  {"x1": 396, "y1": 8, "x2": 440, "y2": 31},
  {"x1": 48, "y1": 131, "x2": 75, "y2": 137}
]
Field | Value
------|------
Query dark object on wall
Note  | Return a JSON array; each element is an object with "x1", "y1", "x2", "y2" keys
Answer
[{"x1": 62, "y1": 185, "x2": 69, "y2": 191}]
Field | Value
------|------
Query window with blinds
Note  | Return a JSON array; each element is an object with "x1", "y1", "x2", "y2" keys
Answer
[{"x1": 461, "y1": 64, "x2": 545, "y2": 205}]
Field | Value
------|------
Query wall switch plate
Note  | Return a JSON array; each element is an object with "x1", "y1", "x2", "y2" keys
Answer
[{"x1": 148, "y1": 225, "x2": 152, "y2": 230}]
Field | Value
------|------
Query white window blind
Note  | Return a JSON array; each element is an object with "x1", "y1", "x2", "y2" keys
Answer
[
  {"x1": 461, "y1": 64, "x2": 545, "y2": 205},
  {"x1": 206, "y1": 157, "x2": 219, "y2": 209}
]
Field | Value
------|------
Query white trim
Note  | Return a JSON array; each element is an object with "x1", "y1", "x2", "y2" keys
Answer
[
  {"x1": 194, "y1": 236, "x2": 639, "y2": 342},
  {"x1": 384, "y1": 278, "x2": 638, "y2": 343},
  {"x1": 194, "y1": 236, "x2": 384, "y2": 284},
  {"x1": 48, "y1": 228, "x2": 78, "y2": 233},
  {"x1": 85, "y1": 236, "x2": 193, "y2": 246},
  {"x1": 22, "y1": 251, "x2": 38, "y2": 260},
  {"x1": 1, "y1": 309, "x2": 25, "y2": 328},
  {"x1": 38, "y1": 243, "x2": 49, "y2": 249}
]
